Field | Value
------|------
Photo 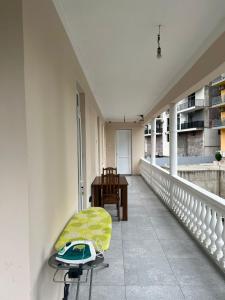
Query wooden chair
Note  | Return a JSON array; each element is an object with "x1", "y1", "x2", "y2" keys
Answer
[
  {"x1": 102, "y1": 167, "x2": 117, "y2": 175},
  {"x1": 101, "y1": 174, "x2": 120, "y2": 221}
]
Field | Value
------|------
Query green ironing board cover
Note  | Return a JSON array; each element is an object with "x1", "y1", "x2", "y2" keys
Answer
[{"x1": 55, "y1": 207, "x2": 112, "y2": 252}]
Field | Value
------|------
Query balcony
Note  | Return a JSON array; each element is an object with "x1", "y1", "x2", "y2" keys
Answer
[
  {"x1": 211, "y1": 74, "x2": 225, "y2": 86},
  {"x1": 69, "y1": 174, "x2": 225, "y2": 299},
  {"x1": 177, "y1": 99, "x2": 205, "y2": 113},
  {"x1": 144, "y1": 128, "x2": 149, "y2": 135},
  {"x1": 144, "y1": 127, "x2": 163, "y2": 136},
  {"x1": 211, "y1": 119, "x2": 225, "y2": 129},
  {"x1": 211, "y1": 96, "x2": 225, "y2": 108},
  {"x1": 178, "y1": 120, "x2": 204, "y2": 132}
]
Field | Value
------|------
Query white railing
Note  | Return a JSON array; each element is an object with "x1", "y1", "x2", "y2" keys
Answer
[{"x1": 140, "y1": 158, "x2": 225, "y2": 273}]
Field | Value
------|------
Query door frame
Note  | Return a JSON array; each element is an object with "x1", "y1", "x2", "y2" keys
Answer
[{"x1": 115, "y1": 129, "x2": 132, "y2": 175}]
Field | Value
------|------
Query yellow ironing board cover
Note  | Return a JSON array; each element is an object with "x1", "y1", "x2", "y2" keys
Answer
[{"x1": 55, "y1": 207, "x2": 112, "y2": 252}]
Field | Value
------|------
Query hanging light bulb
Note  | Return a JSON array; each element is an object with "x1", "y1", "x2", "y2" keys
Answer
[{"x1": 157, "y1": 25, "x2": 162, "y2": 59}]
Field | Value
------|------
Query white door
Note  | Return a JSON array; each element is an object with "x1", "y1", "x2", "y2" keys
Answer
[
  {"x1": 116, "y1": 130, "x2": 132, "y2": 174},
  {"x1": 76, "y1": 93, "x2": 84, "y2": 211}
]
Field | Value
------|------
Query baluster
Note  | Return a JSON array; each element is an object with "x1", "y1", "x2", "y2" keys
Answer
[
  {"x1": 209, "y1": 210, "x2": 217, "y2": 254},
  {"x1": 185, "y1": 194, "x2": 191, "y2": 226},
  {"x1": 214, "y1": 212, "x2": 223, "y2": 261},
  {"x1": 200, "y1": 203, "x2": 206, "y2": 243},
  {"x1": 172, "y1": 184, "x2": 177, "y2": 212},
  {"x1": 177, "y1": 187, "x2": 182, "y2": 216},
  {"x1": 189, "y1": 196, "x2": 195, "y2": 230},
  {"x1": 173, "y1": 186, "x2": 177, "y2": 213},
  {"x1": 192, "y1": 198, "x2": 198, "y2": 234},
  {"x1": 179, "y1": 190, "x2": 185, "y2": 220},
  {"x1": 176, "y1": 185, "x2": 180, "y2": 213},
  {"x1": 163, "y1": 179, "x2": 166, "y2": 203},
  {"x1": 183, "y1": 192, "x2": 188, "y2": 223},
  {"x1": 177, "y1": 187, "x2": 182, "y2": 217},
  {"x1": 164, "y1": 180, "x2": 167, "y2": 203},
  {"x1": 196, "y1": 200, "x2": 202, "y2": 239},
  {"x1": 170, "y1": 182, "x2": 175, "y2": 210},
  {"x1": 221, "y1": 217, "x2": 225, "y2": 269},
  {"x1": 204, "y1": 206, "x2": 212, "y2": 248},
  {"x1": 167, "y1": 180, "x2": 170, "y2": 204},
  {"x1": 180, "y1": 189, "x2": 185, "y2": 219}
]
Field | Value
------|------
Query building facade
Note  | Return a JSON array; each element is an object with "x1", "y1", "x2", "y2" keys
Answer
[
  {"x1": 209, "y1": 73, "x2": 225, "y2": 156},
  {"x1": 145, "y1": 87, "x2": 220, "y2": 158}
]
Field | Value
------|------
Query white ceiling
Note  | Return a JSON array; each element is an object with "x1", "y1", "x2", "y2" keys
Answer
[{"x1": 53, "y1": 0, "x2": 225, "y2": 121}]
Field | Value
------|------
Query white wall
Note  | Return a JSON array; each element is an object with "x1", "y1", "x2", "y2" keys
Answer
[
  {"x1": 195, "y1": 87, "x2": 205, "y2": 99},
  {"x1": 0, "y1": 1, "x2": 30, "y2": 299}
]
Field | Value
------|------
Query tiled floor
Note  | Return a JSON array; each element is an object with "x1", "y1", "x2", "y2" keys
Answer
[{"x1": 70, "y1": 176, "x2": 225, "y2": 300}]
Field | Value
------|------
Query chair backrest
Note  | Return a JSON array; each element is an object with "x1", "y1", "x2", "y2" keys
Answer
[
  {"x1": 101, "y1": 174, "x2": 120, "y2": 195},
  {"x1": 102, "y1": 167, "x2": 117, "y2": 175}
]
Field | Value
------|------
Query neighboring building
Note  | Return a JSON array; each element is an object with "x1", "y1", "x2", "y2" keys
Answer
[
  {"x1": 209, "y1": 73, "x2": 225, "y2": 157},
  {"x1": 145, "y1": 112, "x2": 169, "y2": 157},
  {"x1": 145, "y1": 87, "x2": 220, "y2": 158}
]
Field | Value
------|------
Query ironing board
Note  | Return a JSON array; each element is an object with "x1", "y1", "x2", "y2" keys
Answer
[{"x1": 48, "y1": 207, "x2": 112, "y2": 300}]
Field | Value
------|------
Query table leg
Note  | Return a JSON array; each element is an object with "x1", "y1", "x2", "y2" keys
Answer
[
  {"x1": 121, "y1": 186, "x2": 128, "y2": 221},
  {"x1": 92, "y1": 186, "x2": 100, "y2": 207}
]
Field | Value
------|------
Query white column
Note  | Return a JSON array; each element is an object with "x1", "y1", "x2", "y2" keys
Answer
[
  {"x1": 170, "y1": 103, "x2": 177, "y2": 176},
  {"x1": 151, "y1": 119, "x2": 156, "y2": 165}
]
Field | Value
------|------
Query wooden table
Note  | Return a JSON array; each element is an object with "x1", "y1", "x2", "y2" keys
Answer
[{"x1": 91, "y1": 176, "x2": 128, "y2": 221}]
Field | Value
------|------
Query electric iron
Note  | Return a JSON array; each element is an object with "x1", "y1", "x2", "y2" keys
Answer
[{"x1": 56, "y1": 240, "x2": 96, "y2": 265}]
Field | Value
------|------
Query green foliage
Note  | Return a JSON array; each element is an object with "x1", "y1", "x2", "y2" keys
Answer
[{"x1": 215, "y1": 151, "x2": 222, "y2": 162}]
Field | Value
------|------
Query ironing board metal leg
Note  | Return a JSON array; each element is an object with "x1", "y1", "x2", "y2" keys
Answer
[
  {"x1": 88, "y1": 268, "x2": 94, "y2": 300},
  {"x1": 75, "y1": 277, "x2": 80, "y2": 300}
]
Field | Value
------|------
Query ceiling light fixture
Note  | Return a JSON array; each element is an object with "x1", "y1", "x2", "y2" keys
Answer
[
  {"x1": 137, "y1": 114, "x2": 144, "y2": 122},
  {"x1": 157, "y1": 25, "x2": 162, "y2": 59}
]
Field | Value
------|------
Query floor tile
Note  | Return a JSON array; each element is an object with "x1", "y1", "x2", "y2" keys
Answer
[
  {"x1": 121, "y1": 223, "x2": 157, "y2": 240},
  {"x1": 124, "y1": 256, "x2": 178, "y2": 286},
  {"x1": 181, "y1": 285, "x2": 225, "y2": 300},
  {"x1": 125, "y1": 285, "x2": 184, "y2": 300},
  {"x1": 150, "y1": 215, "x2": 179, "y2": 227},
  {"x1": 104, "y1": 239, "x2": 123, "y2": 259},
  {"x1": 93, "y1": 258, "x2": 124, "y2": 285},
  {"x1": 169, "y1": 257, "x2": 225, "y2": 287},
  {"x1": 71, "y1": 285, "x2": 126, "y2": 300},
  {"x1": 123, "y1": 239, "x2": 164, "y2": 259},
  {"x1": 126, "y1": 215, "x2": 153, "y2": 227},
  {"x1": 159, "y1": 239, "x2": 205, "y2": 258},
  {"x1": 154, "y1": 224, "x2": 190, "y2": 240},
  {"x1": 111, "y1": 222, "x2": 122, "y2": 240}
]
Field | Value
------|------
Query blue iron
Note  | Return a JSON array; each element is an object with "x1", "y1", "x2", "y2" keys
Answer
[{"x1": 56, "y1": 240, "x2": 96, "y2": 265}]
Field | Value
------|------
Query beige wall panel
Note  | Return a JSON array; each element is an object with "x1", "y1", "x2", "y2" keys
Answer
[{"x1": 22, "y1": 0, "x2": 104, "y2": 298}]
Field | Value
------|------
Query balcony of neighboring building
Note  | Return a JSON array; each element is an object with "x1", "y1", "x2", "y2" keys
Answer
[
  {"x1": 211, "y1": 73, "x2": 225, "y2": 86},
  {"x1": 144, "y1": 123, "x2": 163, "y2": 137},
  {"x1": 211, "y1": 118, "x2": 225, "y2": 129},
  {"x1": 178, "y1": 120, "x2": 204, "y2": 132},
  {"x1": 177, "y1": 98, "x2": 206, "y2": 113},
  {"x1": 211, "y1": 93, "x2": 225, "y2": 108}
]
